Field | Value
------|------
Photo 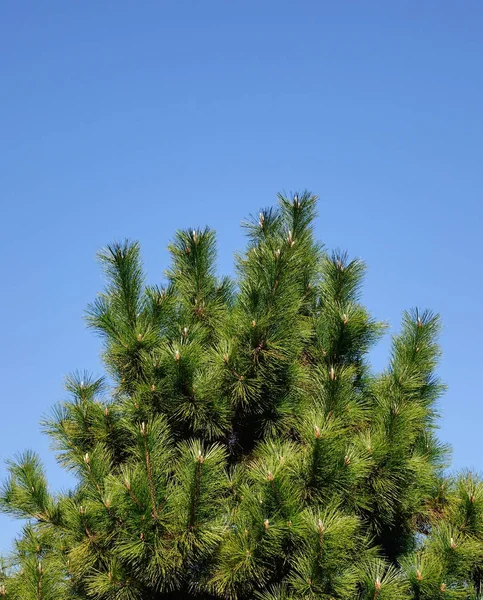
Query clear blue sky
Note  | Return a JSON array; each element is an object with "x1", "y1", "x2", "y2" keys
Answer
[{"x1": 1, "y1": 1, "x2": 482, "y2": 549}]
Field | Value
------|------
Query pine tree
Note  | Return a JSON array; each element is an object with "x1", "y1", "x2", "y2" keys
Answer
[{"x1": 1, "y1": 192, "x2": 482, "y2": 599}]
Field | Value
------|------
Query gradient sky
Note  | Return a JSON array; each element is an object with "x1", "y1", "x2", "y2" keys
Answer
[{"x1": 1, "y1": 1, "x2": 482, "y2": 550}]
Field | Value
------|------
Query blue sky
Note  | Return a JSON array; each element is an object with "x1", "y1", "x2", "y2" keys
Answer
[{"x1": 1, "y1": 1, "x2": 482, "y2": 549}]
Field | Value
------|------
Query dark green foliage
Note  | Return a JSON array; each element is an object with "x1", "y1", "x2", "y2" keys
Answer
[{"x1": 1, "y1": 192, "x2": 481, "y2": 599}]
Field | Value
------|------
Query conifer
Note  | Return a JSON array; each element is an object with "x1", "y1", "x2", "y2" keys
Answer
[{"x1": 1, "y1": 192, "x2": 481, "y2": 599}]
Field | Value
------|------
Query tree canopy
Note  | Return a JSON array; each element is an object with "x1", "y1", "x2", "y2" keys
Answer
[{"x1": 1, "y1": 192, "x2": 482, "y2": 599}]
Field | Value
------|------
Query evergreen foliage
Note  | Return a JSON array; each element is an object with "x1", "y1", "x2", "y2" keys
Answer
[{"x1": 1, "y1": 192, "x2": 482, "y2": 599}]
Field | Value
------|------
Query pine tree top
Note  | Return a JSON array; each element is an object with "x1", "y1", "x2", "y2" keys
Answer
[{"x1": 1, "y1": 192, "x2": 481, "y2": 600}]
